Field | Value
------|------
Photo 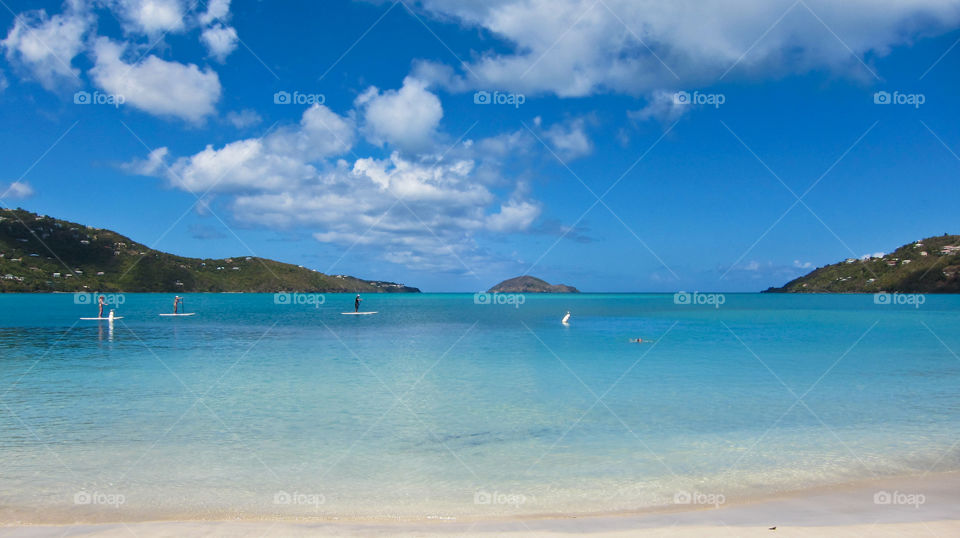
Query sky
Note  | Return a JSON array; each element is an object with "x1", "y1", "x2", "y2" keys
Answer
[{"x1": 0, "y1": 0, "x2": 958, "y2": 292}]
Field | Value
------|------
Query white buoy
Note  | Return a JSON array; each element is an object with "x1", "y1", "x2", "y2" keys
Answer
[{"x1": 561, "y1": 311, "x2": 571, "y2": 325}]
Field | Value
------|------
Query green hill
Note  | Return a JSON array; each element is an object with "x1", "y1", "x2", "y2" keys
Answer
[
  {"x1": 765, "y1": 234, "x2": 960, "y2": 293},
  {"x1": 0, "y1": 208, "x2": 419, "y2": 293},
  {"x1": 488, "y1": 276, "x2": 579, "y2": 293}
]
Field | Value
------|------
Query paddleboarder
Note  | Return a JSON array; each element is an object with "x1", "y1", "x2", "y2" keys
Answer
[
  {"x1": 355, "y1": 294, "x2": 362, "y2": 313},
  {"x1": 173, "y1": 296, "x2": 183, "y2": 314},
  {"x1": 98, "y1": 295, "x2": 106, "y2": 318}
]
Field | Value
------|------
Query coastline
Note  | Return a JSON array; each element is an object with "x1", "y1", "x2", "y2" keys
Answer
[{"x1": 3, "y1": 472, "x2": 957, "y2": 536}]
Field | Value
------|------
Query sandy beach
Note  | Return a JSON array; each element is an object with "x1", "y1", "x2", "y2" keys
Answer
[{"x1": 3, "y1": 472, "x2": 956, "y2": 537}]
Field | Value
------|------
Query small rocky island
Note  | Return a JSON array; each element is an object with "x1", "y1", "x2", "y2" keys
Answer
[{"x1": 488, "y1": 276, "x2": 580, "y2": 293}]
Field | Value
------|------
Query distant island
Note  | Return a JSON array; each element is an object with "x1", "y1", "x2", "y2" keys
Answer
[
  {"x1": 765, "y1": 234, "x2": 960, "y2": 293},
  {"x1": 488, "y1": 276, "x2": 579, "y2": 293},
  {"x1": 0, "y1": 208, "x2": 419, "y2": 293}
]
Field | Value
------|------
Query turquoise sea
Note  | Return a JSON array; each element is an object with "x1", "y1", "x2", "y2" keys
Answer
[{"x1": 1, "y1": 293, "x2": 958, "y2": 522}]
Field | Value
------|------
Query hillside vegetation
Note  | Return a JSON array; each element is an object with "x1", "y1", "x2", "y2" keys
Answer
[
  {"x1": 765, "y1": 234, "x2": 960, "y2": 293},
  {"x1": 488, "y1": 276, "x2": 580, "y2": 293},
  {"x1": 0, "y1": 208, "x2": 419, "y2": 293}
]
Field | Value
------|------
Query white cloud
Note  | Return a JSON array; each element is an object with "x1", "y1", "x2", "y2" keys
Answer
[
  {"x1": 127, "y1": 101, "x2": 542, "y2": 270},
  {"x1": 229, "y1": 153, "x2": 504, "y2": 272},
  {"x1": 356, "y1": 76, "x2": 443, "y2": 153},
  {"x1": 200, "y1": 23, "x2": 238, "y2": 62},
  {"x1": 539, "y1": 116, "x2": 593, "y2": 160},
  {"x1": 486, "y1": 199, "x2": 541, "y2": 232},
  {"x1": 628, "y1": 89, "x2": 690, "y2": 124},
  {"x1": 156, "y1": 104, "x2": 353, "y2": 193},
  {"x1": 0, "y1": 70, "x2": 7, "y2": 92},
  {"x1": 90, "y1": 37, "x2": 222, "y2": 122},
  {"x1": 793, "y1": 260, "x2": 813, "y2": 269},
  {"x1": 123, "y1": 146, "x2": 169, "y2": 175},
  {"x1": 1, "y1": 6, "x2": 91, "y2": 89},
  {"x1": 412, "y1": 0, "x2": 960, "y2": 96},
  {"x1": 225, "y1": 109, "x2": 262, "y2": 129},
  {"x1": 199, "y1": 0, "x2": 231, "y2": 25},
  {"x1": 0, "y1": 181, "x2": 35, "y2": 200},
  {"x1": 109, "y1": 0, "x2": 186, "y2": 35}
]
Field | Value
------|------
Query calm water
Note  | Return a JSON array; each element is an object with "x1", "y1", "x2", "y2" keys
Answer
[{"x1": 0, "y1": 293, "x2": 958, "y2": 522}]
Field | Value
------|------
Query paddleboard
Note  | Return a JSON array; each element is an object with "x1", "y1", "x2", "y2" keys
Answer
[
  {"x1": 80, "y1": 317, "x2": 124, "y2": 320},
  {"x1": 159, "y1": 313, "x2": 196, "y2": 317},
  {"x1": 341, "y1": 312, "x2": 378, "y2": 315}
]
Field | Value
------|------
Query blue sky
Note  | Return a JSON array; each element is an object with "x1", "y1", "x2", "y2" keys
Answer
[{"x1": 0, "y1": 0, "x2": 958, "y2": 292}]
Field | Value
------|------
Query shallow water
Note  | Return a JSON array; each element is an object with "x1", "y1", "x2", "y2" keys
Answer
[{"x1": 0, "y1": 293, "x2": 958, "y2": 522}]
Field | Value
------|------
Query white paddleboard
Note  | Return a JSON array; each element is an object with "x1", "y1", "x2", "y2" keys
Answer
[
  {"x1": 341, "y1": 312, "x2": 378, "y2": 315},
  {"x1": 80, "y1": 317, "x2": 124, "y2": 320},
  {"x1": 159, "y1": 313, "x2": 196, "y2": 317}
]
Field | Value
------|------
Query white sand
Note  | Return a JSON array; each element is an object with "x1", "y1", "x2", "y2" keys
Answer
[{"x1": 3, "y1": 472, "x2": 957, "y2": 536}]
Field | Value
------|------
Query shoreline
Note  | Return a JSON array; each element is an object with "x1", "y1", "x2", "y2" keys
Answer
[{"x1": 3, "y1": 472, "x2": 957, "y2": 535}]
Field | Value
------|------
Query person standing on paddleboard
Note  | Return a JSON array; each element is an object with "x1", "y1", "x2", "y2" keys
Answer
[
  {"x1": 98, "y1": 295, "x2": 106, "y2": 318},
  {"x1": 173, "y1": 296, "x2": 183, "y2": 314},
  {"x1": 355, "y1": 294, "x2": 362, "y2": 312}
]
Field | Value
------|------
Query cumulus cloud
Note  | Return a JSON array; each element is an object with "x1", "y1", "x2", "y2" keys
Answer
[
  {"x1": 230, "y1": 153, "x2": 501, "y2": 272},
  {"x1": 122, "y1": 146, "x2": 170, "y2": 175},
  {"x1": 200, "y1": 23, "x2": 238, "y2": 62},
  {"x1": 225, "y1": 109, "x2": 262, "y2": 129},
  {"x1": 108, "y1": 0, "x2": 187, "y2": 35},
  {"x1": 198, "y1": 0, "x2": 231, "y2": 25},
  {"x1": 411, "y1": 0, "x2": 960, "y2": 96},
  {"x1": 355, "y1": 77, "x2": 443, "y2": 153},
  {"x1": 536, "y1": 116, "x2": 593, "y2": 160},
  {"x1": 1, "y1": 5, "x2": 91, "y2": 89},
  {"x1": 126, "y1": 103, "x2": 543, "y2": 270},
  {"x1": 90, "y1": 37, "x2": 222, "y2": 122},
  {"x1": 0, "y1": 181, "x2": 35, "y2": 200},
  {"x1": 142, "y1": 104, "x2": 353, "y2": 193},
  {"x1": 486, "y1": 199, "x2": 541, "y2": 232},
  {"x1": 628, "y1": 89, "x2": 690, "y2": 124}
]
